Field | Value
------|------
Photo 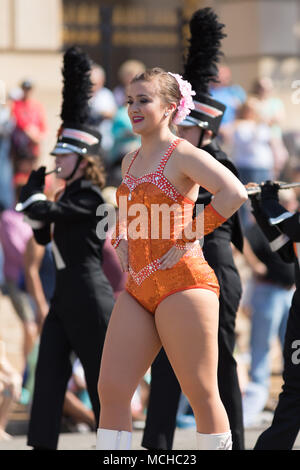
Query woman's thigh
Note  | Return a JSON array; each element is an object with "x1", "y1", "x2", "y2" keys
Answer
[
  {"x1": 98, "y1": 290, "x2": 162, "y2": 399},
  {"x1": 155, "y1": 288, "x2": 220, "y2": 398}
]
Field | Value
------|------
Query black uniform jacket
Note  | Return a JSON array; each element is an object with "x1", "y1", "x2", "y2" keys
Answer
[
  {"x1": 26, "y1": 178, "x2": 106, "y2": 272},
  {"x1": 24, "y1": 177, "x2": 113, "y2": 314},
  {"x1": 252, "y1": 200, "x2": 300, "y2": 298},
  {"x1": 273, "y1": 212, "x2": 300, "y2": 294},
  {"x1": 197, "y1": 140, "x2": 243, "y2": 275}
]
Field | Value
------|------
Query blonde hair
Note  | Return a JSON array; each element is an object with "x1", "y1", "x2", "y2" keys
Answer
[
  {"x1": 130, "y1": 67, "x2": 181, "y2": 124},
  {"x1": 118, "y1": 60, "x2": 146, "y2": 82},
  {"x1": 83, "y1": 155, "x2": 106, "y2": 188}
]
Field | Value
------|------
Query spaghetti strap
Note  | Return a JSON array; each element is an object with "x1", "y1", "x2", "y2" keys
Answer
[
  {"x1": 125, "y1": 148, "x2": 140, "y2": 176},
  {"x1": 125, "y1": 138, "x2": 182, "y2": 180},
  {"x1": 156, "y1": 138, "x2": 182, "y2": 175}
]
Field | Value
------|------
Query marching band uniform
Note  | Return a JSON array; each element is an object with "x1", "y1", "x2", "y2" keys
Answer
[
  {"x1": 251, "y1": 182, "x2": 300, "y2": 450},
  {"x1": 16, "y1": 47, "x2": 114, "y2": 449}
]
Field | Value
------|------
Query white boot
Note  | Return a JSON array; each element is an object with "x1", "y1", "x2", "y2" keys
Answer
[
  {"x1": 196, "y1": 431, "x2": 232, "y2": 450},
  {"x1": 96, "y1": 428, "x2": 132, "y2": 450}
]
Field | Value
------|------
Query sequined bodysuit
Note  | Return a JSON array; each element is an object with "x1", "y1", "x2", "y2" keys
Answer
[{"x1": 115, "y1": 138, "x2": 220, "y2": 314}]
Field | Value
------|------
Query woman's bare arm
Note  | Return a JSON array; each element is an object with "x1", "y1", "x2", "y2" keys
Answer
[{"x1": 177, "y1": 140, "x2": 248, "y2": 218}]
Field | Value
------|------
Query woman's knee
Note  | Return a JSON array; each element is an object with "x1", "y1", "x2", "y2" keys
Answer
[
  {"x1": 98, "y1": 373, "x2": 132, "y2": 406},
  {"x1": 181, "y1": 374, "x2": 219, "y2": 405}
]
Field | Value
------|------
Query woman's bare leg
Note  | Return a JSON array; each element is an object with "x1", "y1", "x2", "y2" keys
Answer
[
  {"x1": 155, "y1": 289, "x2": 229, "y2": 434},
  {"x1": 98, "y1": 291, "x2": 161, "y2": 431}
]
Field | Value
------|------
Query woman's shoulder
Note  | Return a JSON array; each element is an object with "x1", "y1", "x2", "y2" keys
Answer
[
  {"x1": 176, "y1": 138, "x2": 198, "y2": 154},
  {"x1": 175, "y1": 138, "x2": 212, "y2": 165}
]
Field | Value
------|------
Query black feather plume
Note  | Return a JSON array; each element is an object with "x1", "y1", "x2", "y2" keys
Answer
[
  {"x1": 183, "y1": 8, "x2": 226, "y2": 95},
  {"x1": 60, "y1": 46, "x2": 93, "y2": 125}
]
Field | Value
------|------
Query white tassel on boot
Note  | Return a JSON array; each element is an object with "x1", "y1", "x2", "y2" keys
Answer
[
  {"x1": 196, "y1": 431, "x2": 232, "y2": 450},
  {"x1": 96, "y1": 428, "x2": 132, "y2": 450}
]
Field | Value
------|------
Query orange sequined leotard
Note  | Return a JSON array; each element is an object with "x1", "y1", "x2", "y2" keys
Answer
[{"x1": 113, "y1": 138, "x2": 221, "y2": 314}]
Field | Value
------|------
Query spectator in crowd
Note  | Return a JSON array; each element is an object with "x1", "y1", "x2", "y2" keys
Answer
[
  {"x1": 10, "y1": 80, "x2": 47, "y2": 173},
  {"x1": 89, "y1": 65, "x2": 117, "y2": 154},
  {"x1": 63, "y1": 358, "x2": 96, "y2": 432},
  {"x1": 229, "y1": 97, "x2": 275, "y2": 227},
  {"x1": 0, "y1": 94, "x2": 15, "y2": 292},
  {"x1": 0, "y1": 244, "x2": 4, "y2": 288},
  {"x1": 210, "y1": 65, "x2": 247, "y2": 129},
  {"x1": 24, "y1": 174, "x2": 59, "y2": 330},
  {"x1": 0, "y1": 96, "x2": 15, "y2": 211},
  {"x1": 131, "y1": 372, "x2": 150, "y2": 428},
  {"x1": 108, "y1": 108, "x2": 141, "y2": 186},
  {"x1": 113, "y1": 60, "x2": 146, "y2": 108},
  {"x1": 241, "y1": 189, "x2": 297, "y2": 427},
  {"x1": 252, "y1": 77, "x2": 289, "y2": 178},
  {"x1": 0, "y1": 340, "x2": 22, "y2": 441},
  {"x1": 230, "y1": 97, "x2": 275, "y2": 184},
  {"x1": 24, "y1": 235, "x2": 55, "y2": 332},
  {"x1": 0, "y1": 174, "x2": 37, "y2": 368},
  {"x1": 22, "y1": 214, "x2": 56, "y2": 404}
]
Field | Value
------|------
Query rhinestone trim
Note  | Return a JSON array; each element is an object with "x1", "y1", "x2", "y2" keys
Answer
[
  {"x1": 123, "y1": 139, "x2": 193, "y2": 204},
  {"x1": 112, "y1": 235, "x2": 122, "y2": 249},
  {"x1": 129, "y1": 242, "x2": 203, "y2": 286}
]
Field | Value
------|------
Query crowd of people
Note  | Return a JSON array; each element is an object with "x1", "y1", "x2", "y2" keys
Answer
[{"x1": 0, "y1": 7, "x2": 299, "y2": 450}]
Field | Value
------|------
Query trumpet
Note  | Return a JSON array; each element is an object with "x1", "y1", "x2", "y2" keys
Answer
[{"x1": 246, "y1": 181, "x2": 300, "y2": 196}]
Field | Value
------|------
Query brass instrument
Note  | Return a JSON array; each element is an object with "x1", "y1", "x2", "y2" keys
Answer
[
  {"x1": 246, "y1": 181, "x2": 300, "y2": 196},
  {"x1": 45, "y1": 167, "x2": 62, "y2": 176}
]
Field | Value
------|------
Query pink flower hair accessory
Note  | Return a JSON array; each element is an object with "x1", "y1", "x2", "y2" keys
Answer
[{"x1": 168, "y1": 73, "x2": 196, "y2": 125}]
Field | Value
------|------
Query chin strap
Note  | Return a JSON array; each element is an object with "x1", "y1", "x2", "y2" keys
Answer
[
  {"x1": 64, "y1": 154, "x2": 83, "y2": 181},
  {"x1": 197, "y1": 128, "x2": 206, "y2": 148}
]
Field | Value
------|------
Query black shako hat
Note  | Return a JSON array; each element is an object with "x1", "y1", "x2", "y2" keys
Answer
[
  {"x1": 51, "y1": 46, "x2": 101, "y2": 157},
  {"x1": 180, "y1": 8, "x2": 226, "y2": 136}
]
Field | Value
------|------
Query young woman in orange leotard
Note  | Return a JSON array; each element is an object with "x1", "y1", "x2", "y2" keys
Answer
[{"x1": 96, "y1": 68, "x2": 248, "y2": 450}]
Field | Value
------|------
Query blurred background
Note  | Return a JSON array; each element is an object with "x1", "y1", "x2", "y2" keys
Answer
[{"x1": 0, "y1": 0, "x2": 299, "y2": 161}]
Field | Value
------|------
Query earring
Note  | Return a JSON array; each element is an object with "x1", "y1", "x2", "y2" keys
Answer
[{"x1": 164, "y1": 112, "x2": 169, "y2": 117}]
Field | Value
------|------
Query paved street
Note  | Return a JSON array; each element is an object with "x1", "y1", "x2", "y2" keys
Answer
[
  {"x1": 1, "y1": 423, "x2": 300, "y2": 451},
  {"x1": 1, "y1": 287, "x2": 300, "y2": 452}
]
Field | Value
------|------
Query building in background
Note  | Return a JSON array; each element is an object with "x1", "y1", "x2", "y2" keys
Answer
[{"x1": 0, "y1": 0, "x2": 299, "y2": 162}]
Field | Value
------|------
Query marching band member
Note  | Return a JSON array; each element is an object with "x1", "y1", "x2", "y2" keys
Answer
[{"x1": 16, "y1": 47, "x2": 114, "y2": 450}]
